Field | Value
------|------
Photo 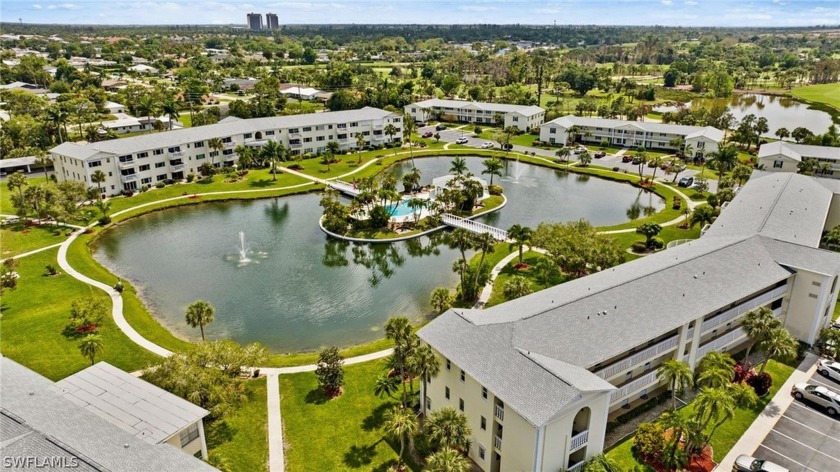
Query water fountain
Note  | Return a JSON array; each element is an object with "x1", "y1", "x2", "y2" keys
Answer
[
  {"x1": 238, "y1": 231, "x2": 250, "y2": 263},
  {"x1": 512, "y1": 157, "x2": 524, "y2": 182}
]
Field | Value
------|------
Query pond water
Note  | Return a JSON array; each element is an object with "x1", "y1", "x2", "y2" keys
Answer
[
  {"x1": 94, "y1": 156, "x2": 663, "y2": 352},
  {"x1": 653, "y1": 93, "x2": 836, "y2": 137}
]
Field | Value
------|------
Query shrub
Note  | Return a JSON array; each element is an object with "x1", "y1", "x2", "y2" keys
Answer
[
  {"x1": 68, "y1": 297, "x2": 107, "y2": 334},
  {"x1": 186, "y1": 173, "x2": 196, "y2": 183},
  {"x1": 164, "y1": 179, "x2": 175, "y2": 185},
  {"x1": 315, "y1": 346, "x2": 345, "y2": 398},
  {"x1": 503, "y1": 276, "x2": 532, "y2": 300},
  {"x1": 612, "y1": 166, "x2": 620, "y2": 172},
  {"x1": 748, "y1": 371, "x2": 773, "y2": 396},
  {"x1": 733, "y1": 361, "x2": 755, "y2": 384},
  {"x1": 114, "y1": 279, "x2": 124, "y2": 293},
  {"x1": 648, "y1": 237, "x2": 665, "y2": 250},
  {"x1": 45, "y1": 265, "x2": 58, "y2": 276},
  {"x1": 488, "y1": 184, "x2": 503, "y2": 195},
  {"x1": 634, "y1": 422, "x2": 665, "y2": 463},
  {"x1": 368, "y1": 205, "x2": 391, "y2": 229},
  {"x1": 98, "y1": 216, "x2": 111, "y2": 225},
  {"x1": 155, "y1": 182, "x2": 166, "y2": 189},
  {"x1": 322, "y1": 216, "x2": 348, "y2": 235},
  {"x1": 474, "y1": 126, "x2": 482, "y2": 135},
  {"x1": 631, "y1": 241, "x2": 649, "y2": 253},
  {"x1": 121, "y1": 189, "x2": 134, "y2": 197},
  {"x1": 600, "y1": 139, "x2": 609, "y2": 148}
]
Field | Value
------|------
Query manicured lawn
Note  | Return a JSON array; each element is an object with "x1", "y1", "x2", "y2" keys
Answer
[
  {"x1": 206, "y1": 378, "x2": 268, "y2": 472},
  {"x1": 280, "y1": 360, "x2": 418, "y2": 472},
  {"x1": 791, "y1": 83, "x2": 840, "y2": 112},
  {"x1": 1, "y1": 223, "x2": 70, "y2": 257},
  {"x1": 605, "y1": 359, "x2": 796, "y2": 468},
  {"x1": 1, "y1": 175, "x2": 48, "y2": 214},
  {"x1": 267, "y1": 337, "x2": 394, "y2": 368},
  {"x1": 486, "y1": 250, "x2": 566, "y2": 307},
  {"x1": 0, "y1": 248, "x2": 161, "y2": 380}
]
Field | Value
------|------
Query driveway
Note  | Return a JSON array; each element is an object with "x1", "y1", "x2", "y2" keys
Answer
[{"x1": 752, "y1": 367, "x2": 840, "y2": 472}]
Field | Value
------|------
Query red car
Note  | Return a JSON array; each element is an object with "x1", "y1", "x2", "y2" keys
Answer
[
  {"x1": 621, "y1": 155, "x2": 633, "y2": 163},
  {"x1": 422, "y1": 131, "x2": 433, "y2": 138},
  {"x1": 594, "y1": 151, "x2": 606, "y2": 158}
]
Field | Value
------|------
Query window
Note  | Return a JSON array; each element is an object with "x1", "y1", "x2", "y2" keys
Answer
[
  {"x1": 812, "y1": 281, "x2": 822, "y2": 287},
  {"x1": 478, "y1": 445, "x2": 485, "y2": 460},
  {"x1": 194, "y1": 141, "x2": 205, "y2": 148},
  {"x1": 196, "y1": 154, "x2": 205, "y2": 160},
  {"x1": 136, "y1": 152, "x2": 148, "y2": 158},
  {"x1": 316, "y1": 136, "x2": 325, "y2": 141},
  {"x1": 222, "y1": 137, "x2": 232, "y2": 143},
  {"x1": 156, "y1": 174, "x2": 168, "y2": 181},
  {"x1": 445, "y1": 387, "x2": 450, "y2": 399},
  {"x1": 118, "y1": 155, "x2": 132, "y2": 163},
  {"x1": 482, "y1": 387, "x2": 487, "y2": 400},
  {"x1": 304, "y1": 137, "x2": 312, "y2": 143},
  {"x1": 266, "y1": 130, "x2": 275, "y2": 136},
  {"x1": 426, "y1": 397, "x2": 431, "y2": 410},
  {"x1": 809, "y1": 293, "x2": 819, "y2": 299},
  {"x1": 302, "y1": 126, "x2": 312, "y2": 132},
  {"x1": 459, "y1": 398, "x2": 464, "y2": 412},
  {"x1": 179, "y1": 423, "x2": 200, "y2": 447},
  {"x1": 337, "y1": 133, "x2": 347, "y2": 140},
  {"x1": 153, "y1": 149, "x2": 164, "y2": 155},
  {"x1": 446, "y1": 359, "x2": 451, "y2": 370},
  {"x1": 460, "y1": 370, "x2": 465, "y2": 382},
  {"x1": 88, "y1": 161, "x2": 102, "y2": 168},
  {"x1": 337, "y1": 123, "x2": 347, "y2": 129},
  {"x1": 289, "y1": 128, "x2": 299, "y2": 134},
  {"x1": 108, "y1": 172, "x2": 112, "y2": 176},
  {"x1": 480, "y1": 416, "x2": 486, "y2": 430},
  {"x1": 773, "y1": 160, "x2": 784, "y2": 169},
  {"x1": 350, "y1": 122, "x2": 358, "y2": 127},
  {"x1": 155, "y1": 162, "x2": 166, "y2": 168},
  {"x1": 244, "y1": 133, "x2": 252, "y2": 139},
  {"x1": 512, "y1": 117, "x2": 518, "y2": 122},
  {"x1": 139, "y1": 164, "x2": 150, "y2": 172},
  {"x1": 210, "y1": 151, "x2": 219, "y2": 157},
  {"x1": 141, "y1": 177, "x2": 152, "y2": 184},
  {"x1": 167, "y1": 146, "x2": 181, "y2": 153},
  {"x1": 223, "y1": 149, "x2": 233, "y2": 156},
  {"x1": 550, "y1": 128, "x2": 556, "y2": 134},
  {"x1": 120, "y1": 168, "x2": 135, "y2": 176}
]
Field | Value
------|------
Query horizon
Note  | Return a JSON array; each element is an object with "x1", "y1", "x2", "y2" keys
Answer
[{"x1": 1, "y1": 0, "x2": 839, "y2": 28}]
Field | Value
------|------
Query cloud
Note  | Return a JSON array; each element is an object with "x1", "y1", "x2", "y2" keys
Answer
[
  {"x1": 46, "y1": 3, "x2": 81, "y2": 10},
  {"x1": 684, "y1": 0, "x2": 698, "y2": 5},
  {"x1": 31, "y1": 3, "x2": 43, "y2": 9},
  {"x1": 661, "y1": 0, "x2": 673, "y2": 5},
  {"x1": 272, "y1": 2, "x2": 346, "y2": 11},
  {"x1": 459, "y1": 5, "x2": 497, "y2": 12}
]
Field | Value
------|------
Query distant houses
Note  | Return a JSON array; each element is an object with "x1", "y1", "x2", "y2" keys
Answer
[
  {"x1": 758, "y1": 141, "x2": 840, "y2": 177},
  {"x1": 405, "y1": 99, "x2": 546, "y2": 132}
]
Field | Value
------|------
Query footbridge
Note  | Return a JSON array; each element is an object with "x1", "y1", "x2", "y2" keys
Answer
[
  {"x1": 326, "y1": 179, "x2": 361, "y2": 197},
  {"x1": 442, "y1": 213, "x2": 508, "y2": 241}
]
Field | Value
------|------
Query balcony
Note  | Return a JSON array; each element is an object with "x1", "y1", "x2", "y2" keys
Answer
[
  {"x1": 610, "y1": 370, "x2": 659, "y2": 404},
  {"x1": 119, "y1": 174, "x2": 138, "y2": 183},
  {"x1": 568, "y1": 461, "x2": 585, "y2": 472},
  {"x1": 493, "y1": 435, "x2": 502, "y2": 451},
  {"x1": 223, "y1": 142, "x2": 235, "y2": 150},
  {"x1": 289, "y1": 142, "x2": 302, "y2": 149},
  {"x1": 169, "y1": 151, "x2": 185, "y2": 158},
  {"x1": 699, "y1": 286, "x2": 787, "y2": 334},
  {"x1": 494, "y1": 405, "x2": 504, "y2": 421},
  {"x1": 118, "y1": 160, "x2": 135, "y2": 169},
  {"x1": 169, "y1": 161, "x2": 185, "y2": 171},
  {"x1": 569, "y1": 430, "x2": 589, "y2": 453},
  {"x1": 595, "y1": 334, "x2": 679, "y2": 380},
  {"x1": 289, "y1": 132, "x2": 302, "y2": 138}
]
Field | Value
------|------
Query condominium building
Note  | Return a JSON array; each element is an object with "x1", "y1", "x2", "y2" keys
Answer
[
  {"x1": 50, "y1": 107, "x2": 403, "y2": 196},
  {"x1": 265, "y1": 13, "x2": 280, "y2": 30},
  {"x1": 418, "y1": 171, "x2": 840, "y2": 472},
  {"x1": 1, "y1": 357, "x2": 216, "y2": 472},
  {"x1": 246, "y1": 12, "x2": 262, "y2": 30},
  {"x1": 405, "y1": 99, "x2": 545, "y2": 132},
  {"x1": 758, "y1": 141, "x2": 840, "y2": 176},
  {"x1": 540, "y1": 116, "x2": 724, "y2": 159}
]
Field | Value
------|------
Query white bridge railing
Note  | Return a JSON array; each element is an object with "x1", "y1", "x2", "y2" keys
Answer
[
  {"x1": 326, "y1": 179, "x2": 361, "y2": 197},
  {"x1": 442, "y1": 213, "x2": 508, "y2": 240}
]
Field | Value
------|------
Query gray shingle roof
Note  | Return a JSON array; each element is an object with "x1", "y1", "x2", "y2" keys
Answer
[
  {"x1": 412, "y1": 99, "x2": 544, "y2": 116},
  {"x1": 53, "y1": 363, "x2": 208, "y2": 445},
  {"x1": 0, "y1": 358, "x2": 217, "y2": 472},
  {"x1": 758, "y1": 141, "x2": 840, "y2": 162},
  {"x1": 50, "y1": 107, "x2": 398, "y2": 160},
  {"x1": 544, "y1": 115, "x2": 724, "y2": 141}
]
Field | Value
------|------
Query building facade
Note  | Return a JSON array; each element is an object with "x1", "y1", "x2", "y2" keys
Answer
[
  {"x1": 51, "y1": 107, "x2": 403, "y2": 196},
  {"x1": 247, "y1": 12, "x2": 262, "y2": 30},
  {"x1": 405, "y1": 99, "x2": 545, "y2": 132},
  {"x1": 539, "y1": 116, "x2": 724, "y2": 159},
  {"x1": 418, "y1": 172, "x2": 840, "y2": 472},
  {"x1": 758, "y1": 141, "x2": 840, "y2": 177},
  {"x1": 265, "y1": 13, "x2": 279, "y2": 30}
]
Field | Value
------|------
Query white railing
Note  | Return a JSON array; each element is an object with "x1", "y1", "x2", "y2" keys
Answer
[
  {"x1": 169, "y1": 163, "x2": 185, "y2": 171},
  {"x1": 442, "y1": 214, "x2": 508, "y2": 241},
  {"x1": 695, "y1": 306, "x2": 782, "y2": 358},
  {"x1": 700, "y1": 223, "x2": 712, "y2": 236},
  {"x1": 666, "y1": 239, "x2": 693, "y2": 249},
  {"x1": 169, "y1": 151, "x2": 185, "y2": 158},
  {"x1": 610, "y1": 371, "x2": 659, "y2": 404},
  {"x1": 595, "y1": 334, "x2": 679, "y2": 379},
  {"x1": 700, "y1": 286, "x2": 787, "y2": 334},
  {"x1": 223, "y1": 142, "x2": 235, "y2": 149},
  {"x1": 495, "y1": 405, "x2": 504, "y2": 421},
  {"x1": 494, "y1": 435, "x2": 502, "y2": 450},
  {"x1": 568, "y1": 461, "x2": 585, "y2": 472},
  {"x1": 118, "y1": 160, "x2": 134, "y2": 169},
  {"x1": 569, "y1": 430, "x2": 589, "y2": 453},
  {"x1": 326, "y1": 179, "x2": 361, "y2": 197},
  {"x1": 119, "y1": 174, "x2": 137, "y2": 182}
]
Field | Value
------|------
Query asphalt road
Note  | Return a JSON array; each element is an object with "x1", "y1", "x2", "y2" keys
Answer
[{"x1": 753, "y1": 368, "x2": 840, "y2": 472}]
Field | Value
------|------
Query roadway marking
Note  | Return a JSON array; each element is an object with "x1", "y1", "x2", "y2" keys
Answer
[
  {"x1": 768, "y1": 429, "x2": 840, "y2": 464},
  {"x1": 756, "y1": 445, "x2": 820, "y2": 472},
  {"x1": 779, "y1": 414, "x2": 840, "y2": 445}
]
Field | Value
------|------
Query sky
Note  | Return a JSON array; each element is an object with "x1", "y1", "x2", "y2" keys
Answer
[{"x1": 1, "y1": 0, "x2": 838, "y2": 27}]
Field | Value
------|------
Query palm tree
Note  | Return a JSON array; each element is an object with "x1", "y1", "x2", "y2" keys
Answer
[
  {"x1": 532, "y1": 257, "x2": 559, "y2": 285},
  {"x1": 707, "y1": 145, "x2": 739, "y2": 179},
  {"x1": 425, "y1": 447, "x2": 470, "y2": 472},
  {"x1": 449, "y1": 157, "x2": 467, "y2": 176},
  {"x1": 161, "y1": 99, "x2": 180, "y2": 130},
  {"x1": 407, "y1": 197, "x2": 426, "y2": 224},
  {"x1": 471, "y1": 232, "x2": 496, "y2": 294},
  {"x1": 6, "y1": 173, "x2": 28, "y2": 201},
  {"x1": 234, "y1": 145, "x2": 253, "y2": 169},
  {"x1": 481, "y1": 157, "x2": 503, "y2": 185},
  {"x1": 430, "y1": 288, "x2": 452, "y2": 314},
  {"x1": 373, "y1": 373, "x2": 400, "y2": 398},
  {"x1": 741, "y1": 307, "x2": 781, "y2": 364},
  {"x1": 47, "y1": 105, "x2": 68, "y2": 144},
  {"x1": 185, "y1": 300, "x2": 215, "y2": 341},
  {"x1": 657, "y1": 359, "x2": 694, "y2": 409},
  {"x1": 692, "y1": 387, "x2": 737, "y2": 450},
  {"x1": 79, "y1": 334, "x2": 103, "y2": 366},
  {"x1": 555, "y1": 147, "x2": 571, "y2": 163},
  {"x1": 34, "y1": 152, "x2": 52, "y2": 180},
  {"x1": 355, "y1": 132, "x2": 366, "y2": 164},
  {"x1": 382, "y1": 406, "x2": 417, "y2": 469},
  {"x1": 566, "y1": 125, "x2": 581, "y2": 145},
  {"x1": 261, "y1": 140, "x2": 285, "y2": 181},
  {"x1": 582, "y1": 454, "x2": 622, "y2": 472},
  {"x1": 690, "y1": 205, "x2": 716, "y2": 229},
  {"x1": 757, "y1": 327, "x2": 798, "y2": 375},
  {"x1": 775, "y1": 127, "x2": 790, "y2": 141},
  {"x1": 578, "y1": 151, "x2": 592, "y2": 167},
  {"x1": 136, "y1": 95, "x2": 159, "y2": 133},
  {"x1": 409, "y1": 344, "x2": 440, "y2": 414},
  {"x1": 696, "y1": 351, "x2": 735, "y2": 389},
  {"x1": 403, "y1": 115, "x2": 416, "y2": 164},
  {"x1": 426, "y1": 407, "x2": 471, "y2": 451},
  {"x1": 208, "y1": 137, "x2": 224, "y2": 167},
  {"x1": 384, "y1": 123, "x2": 399, "y2": 155},
  {"x1": 504, "y1": 276, "x2": 532, "y2": 300},
  {"x1": 507, "y1": 224, "x2": 533, "y2": 266},
  {"x1": 324, "y1": 141, "x2": 341, "y2": 172},
  {"x1": 91, "y1": 170, "x2": 106, "y2": 199},
  {"x1": 384, "y1": 316, "x2": 414, "y2": 406}
]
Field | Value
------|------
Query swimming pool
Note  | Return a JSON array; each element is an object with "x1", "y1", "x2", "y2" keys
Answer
[{"x1": 387, "y1": 200, "x2": 418, "y2": 217}]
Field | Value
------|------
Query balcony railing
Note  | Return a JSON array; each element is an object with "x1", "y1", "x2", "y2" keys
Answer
[
  {"x1": 118, "y1": 160, "x2": 135, "y2": 169},
  {"x1": 494, "y1": 435, "x2": 502, "y2": 451},
  {"x1": 700, "y1": 286, "x2": 787, "y2": 334},
  {"x1": 569, "y1": 430, "x2": 589, "y2": 453},
  {"x1": 494, "y1": 405, "x2": 504, "y2": 421},
  {"x1": 169, "y1": 151, "x2": 185, "y2": 158},
  {"x1": 169, "y1": 163, "x2": 185, "y2": 171},
  {"x1": 568, "y1": 461, "x2": 585, "y2": 472},
  {"x1": 223, "y1": 142, "x2": 235, "y2": 149},
  {"x1": 610, "y1": 370, "x2": 659, "y2": 404},
  {"x1": 119, "y1": 174, "x2": 137, "y2": 182},
  {"x1": 697, "y1": 327, "x2": 747, "y2": 358},
  {"x1": 289, "y1": 142, "x2": 302, "y2": 149},
  {"x1": 595, "y1": 334, "x2": 679, "y2": 380}
]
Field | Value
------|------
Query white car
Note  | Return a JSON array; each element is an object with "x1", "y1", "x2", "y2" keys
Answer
[
  {"x1": 1, "y1": 217, "x2": 20, "y2": 225},
  {"x1": 732, "y1": 454, "x2": 788, "y2": 472},
  {"x1": 791, "y1": 382, "x2": 840, "y2": 415},
  {"x1": 480, "y1": 142, "x2": 494, "y2": 149},
  {"x1": 455, "y1": 137, "x2": 469, "y2": 145},
  {"x1": 818, "y1": 358, "x2": 840, "y2": 382}
]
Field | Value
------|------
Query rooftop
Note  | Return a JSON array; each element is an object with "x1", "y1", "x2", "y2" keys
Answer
[
  {"x1": 545, "y1": 115, "x2": 725, "y2": 142},
  {"x1": 412, "y1": 98, "x2": 544, "y2": 116},
  {"x1": 758, "y1": 141, "x2": 840, "y2": 162}
]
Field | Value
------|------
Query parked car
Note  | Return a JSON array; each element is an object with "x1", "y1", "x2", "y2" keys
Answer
[
  {"x1": 455, "y1": 137, "x2": 469, "y2": 144},
  {"x1": 435, "y1": 124, "x2": 447, "y2": 131},
  {"x1": 481, "y1": 142, "x2": 494, "y2": 149},
  {"x1": 422, "y1": 131, "x2": 433, "y2": 138},
  {"x1": 1, "y1": 217, "x2": 20, "y2": 225},
  {"x1": 818, "y1": 358, "x2": 840, "y2": 383},
  {"x1": 594, "y1": 151, "x2": 606, "y2": 158},
  {"x1": 732, "y1": 454, "x2": 788, "y2": 472},
  {"x1": 791, "y1": 382, "x2": 840, "y2": 415},
  {"x1": 572, "y1": 146, "x2": 587, "y2": 155},
  {"x1": 678, "y1": 176, "x2": 695, "y2": 188},
  {"x1": 621, "y1": 155, "x2": 633, "y2": 163},
  {"x1": 415, "y1": 121, "x2": 427, "y2": 127}
]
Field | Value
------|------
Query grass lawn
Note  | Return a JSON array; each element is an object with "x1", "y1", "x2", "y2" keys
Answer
[
  {"x1": 790, "y1": 83, "x2": 840, "y2": 113},
  {"x1": 605, "y1": 359, "x2": 796, "y2": 468},
  {"x1": 486, "y1": 250, "x2": 566, "y2": 307},
  {"x1": 1, "y1": 175, "x2": 48, "y2": 214},
  {"x1": 1, "y1": 223, "x2": 71, "y2": 257},
  {"x1": 206, "y1": 378, "x2": 268, "y2": 472},
  {"x1": 280, "y1": 360, "x2": 418, "y2": 472},
  {"x1": 0, "y1": 248, "x2": 161, "y2": 380}
]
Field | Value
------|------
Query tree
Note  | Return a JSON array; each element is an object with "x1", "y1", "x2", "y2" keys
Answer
[
  {"x1": 531, "y1": 220, "x2": 624, "y2": 277},
  {"x1": 384, "y1": 123, "x2": 399, "y2": 155},
  {"x1": 757, "y1": 327, "x2": 798, "y2": 375},
  {"x1": 409, "y1": 344, "x2": 440, "y2": 413},
  {"x1": 635, "y1": 222, "x2": 662, "y2": 249},
  {"x1": 481, "y1": 157, "x2": 503, "y2": 185},
  {"x1": 161, "y1": 99, "x2": 180, "y2": 130},
  {"x1": 742, "y1": 307, "x2": 781, "y2": 364},
  {"x1": 449, "y1": 157, "x2": 467, "y2": 176},
  {"x1": 425, "y1": 447, "x2": 470, "y2": 472},
  {"x1": 315, "y1": 346, "x2": 345, "y2": 397},
  {"x1": 555, "y1": 147, "x2": 571, "y2": 163},
  {"x1": 382, "y1": 406, "x2": 417, "y2": 469},
  {"x1": 707, "y1": 145, "x2": 739, "y2": 179},
  {"x1": 634, "y1": 148, "x2": 649, "y2": 181},
  {"x1": 208, "y1": 137, "x2": 224, "y2": 167},
  {"x1": 374, "y1": 374, "x2": 400, "y2": 398},
  {"x1": 260, "y1": 140, "x2": 285, "y2": 181},
  {"x1": 384, "y1": 317, "x2": 416, "y2": 406},
  {"x1": 136, "y1": 95, "x2": 159, "y2": 133},
  {"x1": 504, "y1": 275, "x2": 532, "y2": 300},
  {"x1": 68, "y1": 297, "x2": 107, "y2": 333},
  {"x1": 582, "y1": 454, "x2": 621, "y2": 472},
  {"x1": 532, "y1": 256, "x2": 559, "y2": 286},
  {"x1": 579, "y1": 151, "x2": 593, "y2": 167},
  {"x1": 0, "y1": 258, "x2": 20, "y2": 295},
  {"x1": 791, "y1": 126, "x2": 813, "y2": 143},
  {"x1": 356, "y1": 132, "x2": 366, "y2": 164},
  {"x1": 507, "y1": 224, "x2": 533, "y2": 266},
  {"x1": 732, "y1": 164, "x2": 753, "y2": 186},
  {"x1": 775, "y1": 127, "x2": 790, "y2": 141},
  {"x1": 696, "y1": 351, "x2": 736, "y2": 389},
  {"x1": 185, "y1": 300, "x2": 215, "y2": 341},
  {"x1": 426, "y1": 407, "x2": 471, "y2": 451},
  {"x1": 690, "y1": 205, "x2": 716, "y2": 229},
  {"x1": 234, "y1": 145, "x2": 253, "y2": 169},
  {"x1": 90, "y1": 170, "x2": 106, "y2": 198},
  {"x1": 657, "y1": 359, "x2": 693, "y2": 409},
  {"x1": 823, "y1": 225, "x2": 840, "y2": 251},
  {"x1": 79, "y1": 334, "x2": 104, "y2": 366},
  {"x1": 323, "y1": 141, "x2": 340, "y2": 172},
  {"x1": 6, "y1": 173, "x2": 28, "y2": 202},
  {"x1": 430, "y1": 288, "x2": 452, "y2": 314}
]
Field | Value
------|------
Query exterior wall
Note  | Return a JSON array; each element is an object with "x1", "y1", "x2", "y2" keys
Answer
[
  {"x1": 825, "y1": 194, "x2": 840, "y2": 231},
  {"x1": 785, "y1": 268, "x2": 838, "y2": 345},
  {"x1": 540, "y1": 393, "x2": 610, "y2": 471},
  {"x1": 684, "y1": 136, "x2": 720, "y2": 158},
  {"x1": 540, "y1": 124, "x2": 569, "y2": 145},
  {"x1": 499, "y1": 407, "x2": 537, "y2": 472},
  {"x1": 405, "y1": 103, "x2": 544, "y2": 131},
  {"x1": 505, "y1": 111, "x2": 545, "y2": 133},
  {"x1": 163, "y1": 420, "x2": 206, "y2": 459},
  {"x1": 758, "y1": 154, "x2": 799, "y2": 173}
]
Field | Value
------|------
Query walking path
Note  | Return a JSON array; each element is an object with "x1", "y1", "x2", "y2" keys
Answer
[
  {"x1": 474, "y1": 251, "x2": 519, "y2": 309},
  {"x1": 9, "y1": 241, "x2": 65, "y2": 259},
  {"x1": 714, "y1": 354, "x2": 819, "y2": 472},
  {"x1": 266, "y1": 373, "x2": 284, "y2": 472}
]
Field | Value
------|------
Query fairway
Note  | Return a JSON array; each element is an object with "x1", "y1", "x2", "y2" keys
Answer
[{"x1": 791, "y1": 83, "x2": 840, "y2": 112}]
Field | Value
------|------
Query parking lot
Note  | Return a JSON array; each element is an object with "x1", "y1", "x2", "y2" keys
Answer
[{"x1": 753, "y1": 367, "x2": 840, "y2": 472}]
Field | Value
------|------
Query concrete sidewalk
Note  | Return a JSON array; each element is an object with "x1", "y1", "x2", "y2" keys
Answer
[{"x1": 714, "y1": 354, "x2": 819, "y2": 471}]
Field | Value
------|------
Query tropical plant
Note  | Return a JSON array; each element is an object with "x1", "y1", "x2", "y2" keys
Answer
[
  {"x1": 384, "y1": 316, "x2": 416, "y2": 406},
  {"x1": 635, "y1": 222, "x2": 662, "y2": 249},
  {"x1": 732, "y1": 164, "x2": 753, "y2": 186},
  {"x1": 374, "y1": 373, "x2": 400, "y2": 399},
  {"x1": 208, "y1": 137, "x2": 224, "y2": 167},
  {"x1": 555, "y1": 147, "x2": 571, "y2": 163},
  {"x1": 315, "y1": 346, "x2": 344, "y2": 397},
  {"x1": 384, "y1": 123, "x2": 399, "y2": 155},
  {"x1": 690, "y1": 205, "x2": 716, "y2": 229},
  {"x1": 707, "y1": 145, "x2": 740, "y2": 179},
  {"x1": 578, "y1": 151, "x2": 592, "y2": 167},
  {"x1": 742, "y1": 307, "x2": 781, "y2": 363},
  {"x1": 90, "y1": 170, "x2": 106, "y2": 198},
  {"x1": 507, "y1": 224, "x2": 533, "y2": 266},
  {"x1": 6, "y1": 173, "x2": 28, "y2": 201},
  {"x1": 68, "y1": 297, "x2": 107, "y2": 333},
  {"x1": 503, "y1": 275, "x2": 532, "y2": 300},
  {"x1": 426, "y1": 407, "x2": 471, "y2": 451},
  {"x1": 161, "y1": 99, "x2": 180, "y2": 130},
  {"x1": 757, "y1": 326, "x2": 798, "y2": 375},
  {"x1": 355, "y1": 132, "x2": 366, "y2": 163},
  {"x1": 409, "y1": 344, "x2": 440, "y2": 413},
  {"x1": 185, "y1": 300, "x2": 215, "y2": 341},
  {"x1": 657, "y1": 359, "x2": 694, "y2": 409},
  {"x1": 382, "y1": 406, "x2": 418, "y2": 469},
  {"x1": 775, "y1": 127, "x2": 790, "y2": 141},
  {"x1": 481, "y1": 157, "x2": 503, "y2": 185},
  {"x1": 260, "y1": 140, "x2": 286, "y2": 181},
  {"x1": 532, "y1": 256, "x2": 559, "y2": 286},
  {"x1": 582, "y1": 454, "x2": 621, "y2": 472},
  {"x1": 424, "y1": 447, "x2": 471, "y2": 472},
  {"x1": 430, "y1": 288, "x2": 452, "y2": 314},
  {"x1": 449, "y1": 157, "x2": 467, "y2": 175},
  {"x1": 78, "y1": 334, "x2": 104, "y2": 366},
  {"x1": 696, "y1": 351, "x2": 736, "y2": 389}
]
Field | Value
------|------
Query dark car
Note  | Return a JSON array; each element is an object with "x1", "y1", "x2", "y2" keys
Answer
[
  {"x1": 678, "y1": 176, "x2": 695, "y2": 188},
  {"x1": 435, "y1": 124, "x2": 447, "y2": 131},
  {"x1": 594, "y1": 151, "x2": 606, "y2": 158},
  {"x1": 422, "y1": 131, "x2": 433, "y2": 138},
  {"x1": 621, "y1": 155, "x2": 633, "y2": 163},
  {"x1": 415, "y1": 121, "x2": 427, "y2": 127}
]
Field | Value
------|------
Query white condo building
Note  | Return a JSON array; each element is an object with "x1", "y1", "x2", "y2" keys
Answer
[
  {"x1": 418, "y1": 171, "x2": 840, "y2": 472},
  {"x1": 405, "y1": 99, "x2": 545, "y2": 132},
  {"x1": 50, "y1": 107, "x2": 403, "y2": 196},
  {"x1": 540, "y1": 116, "x2": 724, "y2": 159},
  {"x1": 758, "y1": 141, "x2": 840, "y2": 176}
]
